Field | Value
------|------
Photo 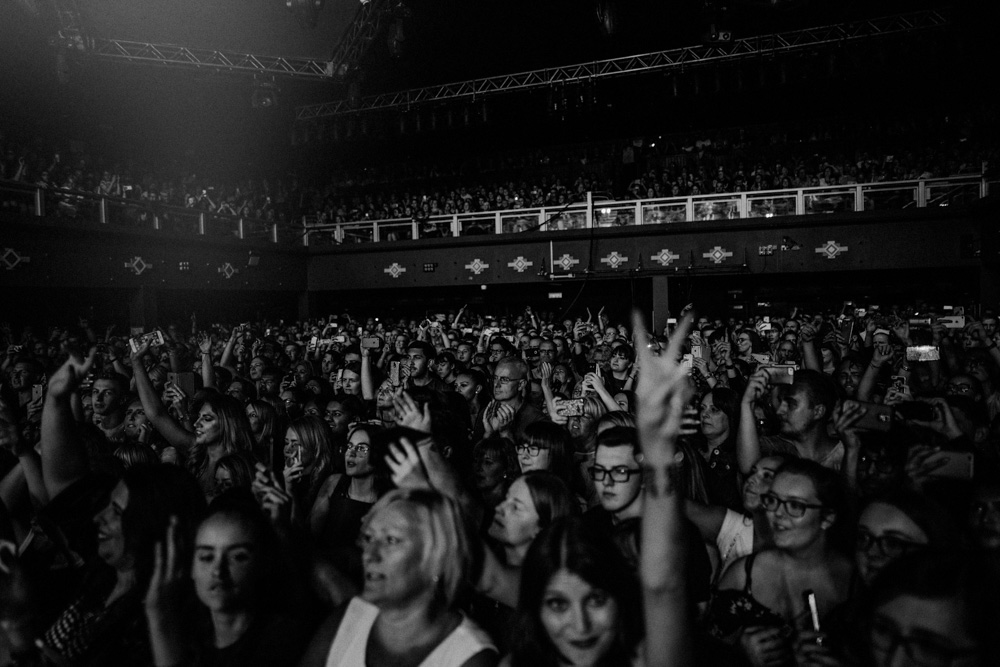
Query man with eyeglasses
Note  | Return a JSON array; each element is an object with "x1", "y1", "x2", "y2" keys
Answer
[
  {"x1": 582, "y1": 426, "x2": 713, "y2": 592},
  {"x1": 475, "y1": 357, "x2": 543, "y2": 443}
]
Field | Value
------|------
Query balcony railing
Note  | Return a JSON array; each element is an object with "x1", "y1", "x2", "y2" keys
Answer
[
  {"x1": 0, "y1": 181, "x2": 284, "y2": 244},
  {"x1": 303, "y1": 175, "x2": 990, "y2": 247},
  {"x1": 2, "y1": 175, "x2": 990, "y2": 247}
]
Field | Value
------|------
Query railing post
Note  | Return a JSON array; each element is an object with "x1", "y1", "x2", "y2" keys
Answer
[
  {"x1": 412, "y1": 220, "x2": 419, "y2": 240},
  {"x1": 198, "y1": 212, "x2": 206, "y2": 235},
  {"x1": 738, "y1": 194, "x2": 748, "y2": 218},
  {"x1": 336, "y1": 224, "x2": 344, "y2": 244},
  {"x1": 917, "y1": 180, "x2": 927, "y2": 207},
  {"x1": 685, "y1": 197, "x2": 694, "y2": 222},
  {"x1": 34, "y1": 187, "x2": 44, "y2": 217},
  {"x1": 586, "y1": 191, "x2": 594, "y2": 228},
  {"x1": 153, "y1": 211, "x2": 161, "y2": 230},
  {"x1": 373, "y1": 222, "x2": 381, "y2": 243},
  {"x1": 238, "y1": 218, "x2": 245, "y2": 240},
  {"x1": 634, "y1": 200, "x2": 642, "y2": 225},
  {"x1": 855, "y1": 185, "x2": 864, "y2": 212},
  {"x1": 494, "y1": 211, "x2": 502, "y2": 235},
  {"x1": 452, "y1": 214, "x2": 460, "y2": 237},
  {"x1": 538, "y1": 209, "x2": 546, "y2": 230},
  {"x1": 795, "y1": 189, "x2": 805, "y2": 215},
  {"x1": 271, "y1": 223, "x2": 278, "y2": 243},
  {"x1": 99, "y1": 197, "x2": 108, "y2": 224}
]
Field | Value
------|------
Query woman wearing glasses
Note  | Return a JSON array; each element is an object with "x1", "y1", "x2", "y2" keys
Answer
[
  {"x1": 708, "y1": 458, "x2": 853, "y2": 666},
  {"x1": 310, "y1": 423, "x2": 391, "y2": 582}
]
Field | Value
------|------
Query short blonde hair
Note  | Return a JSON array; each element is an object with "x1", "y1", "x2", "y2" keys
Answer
[{"x1": 362, "y1": 488, "x2": 472, "y2": 611}]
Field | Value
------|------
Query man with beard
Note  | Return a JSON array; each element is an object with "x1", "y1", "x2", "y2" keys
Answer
[
  {"x1": 475, "y1": 357, "x2": 543, "y2": 443},
  {"x1": 834, "y1": 358, "x2": 863, "y2": 399},
  {"x1": 738, "y1": 368, "x2": 843, "y2": 474},
  {"x1": 91, "y1": 370, "x2": 129, "y2": 443}
]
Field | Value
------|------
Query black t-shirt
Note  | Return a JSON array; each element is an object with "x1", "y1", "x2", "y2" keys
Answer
[
  {"x1": 581, "y1": 505, "x2": 713, "y2": 603},
  {"x1": 194, "y1": 613, "x2": 313, "y2": 667}
]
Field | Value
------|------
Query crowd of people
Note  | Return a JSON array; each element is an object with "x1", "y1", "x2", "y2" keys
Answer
[
  {"x1": 1, "y1": 298, "x2": 999, "y2": 666},
  {"x1": 2, "y1": 106, "x2": 995, "y2": 232}
]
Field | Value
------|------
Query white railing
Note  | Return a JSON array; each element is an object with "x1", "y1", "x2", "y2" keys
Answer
[
  {"x1": 1, "y1": 175, "x2": 988, "y2": 248},
  {"x1": 303, "y1": 175, "x2": 988, "y2": 247}
]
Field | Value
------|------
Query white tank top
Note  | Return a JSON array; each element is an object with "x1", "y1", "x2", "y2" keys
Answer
[{"x1": 324, "y1": 597, "x2": 496, "y2": 667}]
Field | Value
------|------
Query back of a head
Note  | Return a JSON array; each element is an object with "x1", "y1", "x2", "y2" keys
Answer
[
  {"x1": 520, "y1": 470, "x2": 578, "y2": 529},
  {"x1": 122, "y1": 464, "x2": 207, "y2": 586}
]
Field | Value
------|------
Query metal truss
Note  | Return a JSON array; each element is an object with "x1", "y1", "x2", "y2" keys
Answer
[
  {"x1": 86, "y1": 38, "x2": 333, "y2": 79},
  {"x1": 296, "y1": 9, "x2": 950, "y2": 121},
  {"x1": 328, "y1": 0, "x2": 393, "y2": 79}
]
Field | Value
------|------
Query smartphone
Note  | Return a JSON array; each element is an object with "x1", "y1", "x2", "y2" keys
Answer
[
  {"x1": 854, "y1": 401, "x2": 894, "y2": 432},
  {"x1": 762, "y1": 364, "x2": 795, "y2": 385},
  {"x1": 803, "y1": 590, "x2": 821, "y2": 633},
  {"x1": 390, "y1": 360, "x2": 401, "y2": 386},
  {"x1": 129, "y1": 330, "x2": 165, "y2": 353},
  {"x1": 308, "y1": 336, "x2": 318, "y2": 352},
  {"x1": 556, "y1": 398, "x2": 586, "y2": 417},
  {"x1": 681, "y1": 354, "x2": 694, "y2": 373},
  {"x1": 751, "y1": 353, "x2": 773, "y2": 365},
  {"x1": 167, "y1": 372, "x2": 197, "y2": 396},
  {"x1": 667, "y1": 318, "x2": 678, "y2": 325},
  {"x1": 32, "y1": 384, "x2": 44, "y2": 402},
  {"x1": 906, "y1": 345, "x2": 940, "y2": 362},
  {"x1": 938, "y1": 315, "x2": 966, "y2": 329},
  {"x1": 691, "y1": 344, "x2": 704, "y2": 360},
  {"x1": 908, "y1": 317, "x2": 933, "y2": 326},
  {"x1": 334, "y1": 335, "x2": 348, "y2": 344},
  {"x1": 925, "y1": 450, "x2": 974, "y2": 479},
  {"x1": 840, "y1": 319, "x2": 855, "y2": 342},
  {"x1": 361, "y1": 336, "x2": 381, "y2": 350}
]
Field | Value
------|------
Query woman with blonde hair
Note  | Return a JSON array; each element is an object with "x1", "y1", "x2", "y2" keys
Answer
[{"x1": 299, "y1": 488, "x2": 497, "y2": 666}]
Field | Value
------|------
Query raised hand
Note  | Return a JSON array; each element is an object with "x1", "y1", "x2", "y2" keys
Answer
[
  {"x1": 47, "y1": 348, "x2": 97, "y2": 398},
  {"x1": 742, "y1": 369, "x2": 770, "y2": 405},
  {"x1": 485, "y1": 401, "x2": 515, "y2": 434},
  {"x1": 632, "y1": 310, "x2": 693, "y2": 467},
  {"x1": 197, "y1": 333, "x2": 213, "y2": 355},
  {"x1": 144, "y1": 516, "x2": 185, "y2": 619},
  {"x1": 393, "y1": 392, "x2": 433, "y2": 433},
  {"x1": 253, "y1": 463, "x2": 293, "y2": 525},
  {"x1": 385, "y1": 436, "x2": 432, "y2": 490},
  {"x1": 538, "y1": 361, "x2": 553, "y2": 384}
]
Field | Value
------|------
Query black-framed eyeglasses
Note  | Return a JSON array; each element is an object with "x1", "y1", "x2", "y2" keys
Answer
[
  {"x1": 588, "y1": 465, "x2": 642, "y2": 482},
  {"x1": 855, "y1": 529, "x2": 924, "y2": 558},
  {"x1": 495, "y1": 376, "x2": 522, "y2": 385},
  {"x1": 759, "y1": 492, "x2": 824, "y2": 518},
  {"x1": 870, "y1": 615, "x2": 980, "y2": 667},
  {"x1": 516, "y1": 444, "x2": 547, "y2": 456}
]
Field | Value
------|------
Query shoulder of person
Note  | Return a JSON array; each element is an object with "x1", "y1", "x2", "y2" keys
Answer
[
  {"x1": 716, "y1": 553, "x2": 750, "y2": 591},
  {"x1": 461, "y1": 648, "x2": 500, "y2": 667}
]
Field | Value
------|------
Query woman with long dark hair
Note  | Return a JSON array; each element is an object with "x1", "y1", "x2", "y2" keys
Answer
[{"x1": 505, "y1": 517, "x2": 641, "y2": 667}]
